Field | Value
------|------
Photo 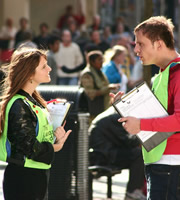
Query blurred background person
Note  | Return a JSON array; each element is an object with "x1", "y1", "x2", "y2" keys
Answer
[
  {"x1": 33, "y1": 22, "x2": 50, "y2": 49},
  {"x1": 14, "y1": 17, "x2": 32, "y2": 49},
  {"x1": 87, "y1": 30, "x2": 110, "y2": 53},
  {"x1": 80, "y1": 50, "x2": 119, "y2": 122},
  {"x1": 54, "y1": 29, "x2": 83, "y2": 85},
  {"x1": 57, "y1": 3, "x2": 85, "y2": 30},
  {"x1": 114, "y1": 34, "x2": 136, "y2": 79},
  {"x1": 89, "y1": 107, "x2": 146, "y2": 200},
  {"x1": 103, "y1": 45, "x2": 128, "y2": 93},
  {"x1": 16, "y1": 30, "x2": 37, "y2": 49},
  {"x1": 46, "y1": 34, "x2": 61, "y2": 85},
  {"x1": 0, "y1": 18, "x2": 17, "y2": 50},
  {"x1": 68, "y1": 20, "x2": 81, "y2": 42},
  {"x1": 0, "y1": 18, "x2": 17, "y2": 64},
  {"x1": 88, "y1": 14, "x2": 103, "y2": 33},
  {"x1": 128, "y1": 57, "x2": 144, "y2": 90},
  {"x1": 111, "y1": 16, "x2": 132, "y2": 36},
  {"x1": 102, "y1": 25, "x2": 113, "y2": 47}
]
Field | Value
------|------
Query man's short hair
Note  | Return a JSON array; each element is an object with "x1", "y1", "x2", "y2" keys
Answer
[
  {"x1": 134, "y1": 16, "x2": 175, "y2": 49},
  {"x1": 47, "y1": 35, "x2": 60, "y2": 46},
  {"x1": 87, "y1": 50, "x2": 103, "y2": 63},
  {"x1": 40, "y1": 22, "x2": 49, "y2": 29}
]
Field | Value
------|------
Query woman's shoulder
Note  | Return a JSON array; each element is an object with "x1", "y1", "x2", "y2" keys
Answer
[
  {"x1": 9, "y1": 98, "x2": 31, "y2": 115},
  {"x1": 104, "y1": 61, "x2": 116, "y2": 68},
  {"x1": 8, "y1": 97, "x2": 37, "y2": 125},
  {"x1": 103, "y1": 61, "x2": 117, "y2": 72}
]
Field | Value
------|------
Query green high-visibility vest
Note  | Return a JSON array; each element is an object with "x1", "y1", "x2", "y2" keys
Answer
[
  {"x1": 0, "y1": 94, "x2": 54, "y2": 169},
  {"x1": 142, "y1": 61, "x2": 180, "y2": 164}
]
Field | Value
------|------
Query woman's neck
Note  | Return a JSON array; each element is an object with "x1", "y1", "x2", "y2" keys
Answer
[{"x1": 21, "y1": 82, "x2": 37, "y2": 96}]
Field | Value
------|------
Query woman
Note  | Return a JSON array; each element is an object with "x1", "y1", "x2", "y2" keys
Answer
[
  {"x1": 0, "y1": 47, "x2": 71, "y2": 200},
  {"x1": 102, "y1": 45, "x2": 128, "y2": 93}
]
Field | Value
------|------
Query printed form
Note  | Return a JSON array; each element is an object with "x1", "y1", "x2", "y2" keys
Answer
[{"x1": 113, "y1": 82, "x2": 174, "y2": 152}]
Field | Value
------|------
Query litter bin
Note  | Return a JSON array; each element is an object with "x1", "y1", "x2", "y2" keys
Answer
[{"x1": 37, "y1": 85, "x2": 89, "y2": 200}]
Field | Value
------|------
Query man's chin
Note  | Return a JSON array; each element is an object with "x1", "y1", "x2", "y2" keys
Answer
[{"x1": 140, "y1": 60, "x2": 152, "y2": 66}]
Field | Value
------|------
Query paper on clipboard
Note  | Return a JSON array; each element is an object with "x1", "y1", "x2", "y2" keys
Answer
[
  {"x1": 47, "y1": 100, "x2": 73, "y2": 131},
  {"x1": 112, "y1": 82, "x2": 174, "y2": 152}
]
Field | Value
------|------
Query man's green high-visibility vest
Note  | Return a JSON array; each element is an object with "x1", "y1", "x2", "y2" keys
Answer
[
  {"x1": 0, "y1": 94, "x2": 54, "y2": 169},
  {"x1": 142, "y1": 61, "x2": 180, "y2": 164}
]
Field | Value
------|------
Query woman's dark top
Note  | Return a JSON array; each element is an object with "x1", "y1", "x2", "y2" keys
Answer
[{"x1": 7, "y1": 89, "x2": 54, "y2": 166}]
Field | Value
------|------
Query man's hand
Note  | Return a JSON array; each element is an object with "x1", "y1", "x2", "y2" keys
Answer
[
  {"x1": 109, "y1": 91, "x2": 124, "y2": 104},
  {"x1": 118, "y1": 117, "x2": 140, "y2": 134}
]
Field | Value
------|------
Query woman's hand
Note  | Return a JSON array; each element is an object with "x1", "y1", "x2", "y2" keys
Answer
[{"x1": 53, "y1": 121, "x2": 72, "y2": 152}]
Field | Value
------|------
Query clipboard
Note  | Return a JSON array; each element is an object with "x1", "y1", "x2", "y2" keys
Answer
[
  {"x1": 112, "y1": 81, "x2": 174, "y2": 152},
  {"x1": 47, "y1": 99, "x2": 74, "y2": 131}
]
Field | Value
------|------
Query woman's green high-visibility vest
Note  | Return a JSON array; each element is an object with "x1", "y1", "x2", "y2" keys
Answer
[
  {"x1": 0, "y1": 94, "x2": 54, "y2": 169},
  {"x1": 142, "y1": 61, "x2": 180, "y2": 164}
]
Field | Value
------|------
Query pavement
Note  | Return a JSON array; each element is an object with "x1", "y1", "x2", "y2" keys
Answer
[
  {"x1": 0, "y1": 162, "x2": 6, "y2": 199},
  {"x1": 0, "y1": 161, "x2": 128, "y2": 200},
  {"x1": 92, "y1": 170, "x2": 128, "y2": 200}
]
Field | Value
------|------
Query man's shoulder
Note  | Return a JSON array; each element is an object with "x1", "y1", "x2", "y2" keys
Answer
[
  {"x1": 169, "y1": 62, "x2": 180, "y2": 73},
  {"x1": 61, "y1": 42, "x2": 80, "y2": 51},
  {"x1": 169, "y1": 62, "x2": 180, "y2": 85},
  {"x1": 81, "y1": 66, "x2": 92, "y2": 75},
  {"x1": 71, "y1": 42, "x2": 81, "y2": 49}
]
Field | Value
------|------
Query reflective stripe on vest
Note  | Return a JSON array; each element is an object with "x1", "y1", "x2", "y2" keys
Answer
[
  {"x1": 142, "y1": 62, "x2": 180, "y2": 164},
  {"x1": 0, "y1": 94, "x2": 54, "y2": 169}
]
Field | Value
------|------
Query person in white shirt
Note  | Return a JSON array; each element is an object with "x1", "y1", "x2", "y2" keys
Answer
[
  {"x1": 0, "y1": 18, "x2": 17, "y2": 50},
  {"x1": 54, "y1": 29, "x2": 83, "y2": 85}
]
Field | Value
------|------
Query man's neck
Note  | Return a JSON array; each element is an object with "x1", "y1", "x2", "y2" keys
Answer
[
  {"x1": 63, "y1": 42, "x2": 71, "y2": 47},
  {"x1": 157, "y1": 50, "x2": 180, "y2": 69}
]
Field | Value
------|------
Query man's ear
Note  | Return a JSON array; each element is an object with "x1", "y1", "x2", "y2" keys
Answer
[{"x1": 155, "y1": 40, "x2": 164, "y2": 50}]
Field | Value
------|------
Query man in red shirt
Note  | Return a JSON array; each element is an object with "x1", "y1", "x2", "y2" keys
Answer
[
  {"x1": 57, "y1": 5, "x2": 85, "y2": 30},
  {"x1": 110, "y1": 16, "x2": 180, "y2": 199}
]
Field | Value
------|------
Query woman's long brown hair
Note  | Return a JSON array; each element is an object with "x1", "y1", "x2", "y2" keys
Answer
[{"x1": 0, "y1": 48, "x2": 48, "y2": 136}]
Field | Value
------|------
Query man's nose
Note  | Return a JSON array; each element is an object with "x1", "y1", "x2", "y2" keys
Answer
[{"x1": 134, "y1": 44, "x2": 139, "y2": 54}]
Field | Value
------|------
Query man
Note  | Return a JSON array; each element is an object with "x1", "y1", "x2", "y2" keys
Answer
[
  {"x1": 14, "y1": 17, "x2": 31, "y2": 49},
  {"x1": 0, "y1": 18, "x2": 17, "y2": 63},
  {"x1": 110, "y1": 16, "x2": 180, "y2": 199},
  {"x1": 54, "y1": 29, "x2": 83, "y2": 85},
  {"x1": 57, "y1": 4, "x2": 85, "y2": 30},
  {"x1": 46, "y1": 34, "x2": 60, "y2": 84},
  {"x1": 88, "y1": 14, "x2": 102, "y2": 32},
  {"x1": 33, "y1": 22, "x2": 50, "y2": 49},
  {"x1": 0, "y1": 18, "x2": 17, "y2": 50},
  {"x1": 87, "y1": 30, "x2": 110, "y2": 53}
]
